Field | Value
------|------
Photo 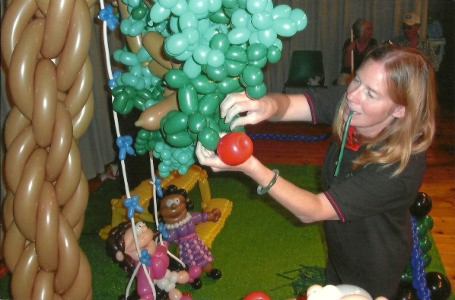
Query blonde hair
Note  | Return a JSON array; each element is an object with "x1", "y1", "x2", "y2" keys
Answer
[{"x1": 333, "y1": 45, "x2": 437, "y2": 175}]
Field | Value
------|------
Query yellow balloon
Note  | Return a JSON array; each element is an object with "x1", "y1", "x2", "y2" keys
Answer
[
  {"x1": 14, "y1": 148, "x2": 47, "y2": 241},
  {"x1": 41, "y1": 0, "x2": 75, "y2": 58},
  {"x1": 3, "y1": 222, "x2": 26, "y2": 272},
  {"x1": 4, "y1": 107, "x2": 31, "y2": 148},
  {"x1": 62, "y1": 172, "x2": 88, "y2": 227},
  {"x1": 55, "y1": 140, "x2": 82, "y2": 206},
  {"x1": 56, "y1": 0, "x2": 91, "y2": 92},
  {"x1": 11, "y1": 243, "x2": 39, "y2": 300},
  {"x1": 0, "y1": 0, "x2": 37, "y2": 66},
  {"x1": 4, "y1": 126, "x2": 36, "y2": 192},
  {"x1": 32, "y1": 270, "x2": 55, "y2": 300},
  {"x1": 33, "y1": 59, "x2": 58, "y2": 147},
  {"x1": 65, "y1": 59, "x2": 93, "y2": 117},
  {"x1": 72, "y1": 91, "x2": 94, "y2": 139},
  {"x1": 2, "y1": 192, "x2": 14, "y2": 229},
  {"x1": 62, "y1": 251, "x2": 92, "y2": 300},
  {"x1": 36, "y1": 182, "x2": 59, "y2": 272},
  {"x1": 46, "y1": 102, "x2": 73, "y2": 182},
  {"x1": 9, "y1": 19, "x2": 45, "y2": 119},
  {"x1": 55, "y1": 215, "x2": 80, "y2": 293}
]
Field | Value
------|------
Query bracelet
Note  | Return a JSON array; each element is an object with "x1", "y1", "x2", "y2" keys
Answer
[{"x1": 257, "y1": 169, "x2": 280, "y2": 195}]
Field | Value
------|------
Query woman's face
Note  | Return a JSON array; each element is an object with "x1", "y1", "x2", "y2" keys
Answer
[{"x1": 346, "y1": 60, "x2": 405, "y2": 138}]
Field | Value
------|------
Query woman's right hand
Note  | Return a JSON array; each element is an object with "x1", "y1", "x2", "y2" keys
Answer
[{"x1": 221, "y1": 92, "x2": 278, "y2": 130}]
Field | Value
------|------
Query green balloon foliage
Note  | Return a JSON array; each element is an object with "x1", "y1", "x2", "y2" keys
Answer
[{"x1": 111, "y1": 0, "x2": 308, "y2": 176}]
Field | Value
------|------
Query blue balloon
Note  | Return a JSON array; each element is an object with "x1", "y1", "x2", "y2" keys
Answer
[
  {"x1": 150, "y1": 3, "x2": 171, "y2": 23},
  {"x1": 258, "y1": 28, "x2": 277, "y2": 47},
  {"x1": 246, "y1": 0, "x2": 267, "y2": 14},
  {"x1": 228, "y1": 27, "x2": 250, "y2": 44},
  {"x1": 207, "y1": 49, "x2": 225, "y2": 67},
  {"x1": 231, "y1": 9, "x2": 250, "y2": 28},
  {"x1": 273, "y1": 18, "x2": 297, "y2": 37},
  {"x1": 165, "y1": 33, "x2": 189, "y2": 56},
  {"x1": 179, "y1": 11, "x2": 198, "y2": 29},
  {"x1": 189, "y1": 0, "x2": 209, "y2": 15},
  {"x1": 193, "y1": 45, "x2": 211, "y2": 64},
  {"x1": 272, "y1": 5, "x2": 291, "y2": 19},
  {"x1": 252, "y1": 11, "x2": 273, "y2": 30},
  {"x1": 208, "y1": 0, "x2": 222, "y2": 12},
  {"x1": 159, "y1": 0, "x2": 178, "y2": 9},
  {"x1": 183, "y1": 57, "x2": 202, "y2": 78},
  {"x1": 171, "y1": 0, "x2": 188, "y2": 16},
  {"x1": 291, "y1": 9, "x2": 308, "y2": 31}
]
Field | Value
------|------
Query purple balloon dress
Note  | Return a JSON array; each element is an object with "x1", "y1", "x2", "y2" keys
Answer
[{"x1": 165, "y1": 212, "x2": 213, "y2": 269}]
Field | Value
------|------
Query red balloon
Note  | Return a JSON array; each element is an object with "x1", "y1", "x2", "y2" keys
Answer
[
  {"x1": 244, "y1": 291, "x2": 271, "y2": 300},
  {"x1": 217, "y1": 132, "x2": 253, "y2": 166}
]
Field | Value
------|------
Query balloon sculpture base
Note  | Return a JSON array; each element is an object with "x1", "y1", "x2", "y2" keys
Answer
[{"x1": 99, "y1": 165, "x2": 233, "y2": 248}]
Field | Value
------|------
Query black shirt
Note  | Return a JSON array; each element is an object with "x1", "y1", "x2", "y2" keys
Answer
[{"x1": 304, "y1": 86, "x2": 426, "y2": 299}]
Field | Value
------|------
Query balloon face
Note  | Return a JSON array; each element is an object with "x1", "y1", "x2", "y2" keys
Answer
[{"x1": 217, "y1": 132, "x2": 253, "y2": 165}]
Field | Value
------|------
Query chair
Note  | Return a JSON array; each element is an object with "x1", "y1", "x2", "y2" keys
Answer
[{"x1": 282, "y1": 50, "x2": 325, "y2": 92}]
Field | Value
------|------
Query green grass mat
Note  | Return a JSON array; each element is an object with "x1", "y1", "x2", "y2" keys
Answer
[{"x1": 1, "y1": 164, "x2": 452, "y2": 300}]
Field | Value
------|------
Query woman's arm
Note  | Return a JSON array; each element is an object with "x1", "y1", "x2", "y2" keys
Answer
[
  {"x1": 196, "y1": 145, "x2": 339, "y2": 223},
  {"x1": 221, "y1": 92, "x2": 313, "y2": 129}
]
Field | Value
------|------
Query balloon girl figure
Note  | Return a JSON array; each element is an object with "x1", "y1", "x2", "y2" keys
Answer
[
  {"x1": 156, "y1": 185, "x2": 223, "y2": 289},
  {"x1": 107, "y1": 221, "x2": 192, "y2": 300}
]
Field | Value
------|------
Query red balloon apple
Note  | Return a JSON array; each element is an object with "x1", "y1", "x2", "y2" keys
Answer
[{"x1": 217, "y1": 132, "x2": 254, "y2": 166}]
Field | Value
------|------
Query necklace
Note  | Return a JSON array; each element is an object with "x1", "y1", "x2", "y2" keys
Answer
[{"x1": 165, "y1": 212, "x2": 192, "y2": 230}]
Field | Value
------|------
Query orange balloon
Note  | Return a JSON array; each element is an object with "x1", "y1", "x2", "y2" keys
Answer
[
  {"x1": 11, "y1": 243, "x2": 39, "y2": 300},
  {"x1": 118, "y1": 1, "x2": 142, "y2": 53},
  {"x1": 62, "y1": 251, "x2": 92, "y2": 300},
  {"x1": 55, "y1": 140, "x2": 82, "y2": 206},
  {"x1": 56, "y1": 0, "x2": 91, "y2": 92},
  {"x1": 8, "y1": 19, "x2": 44, "y2": 119},
  {"x1": 62, "y1": 173, "x2": 88, "y2": 227},
  {"x1": 3, "y1": 222, "x2": 26, "y2": 272},
  {"x1": 65, "y1": 59, "x2": 93, "y2": 117},
  {"x1": 142, "y1": 31, "x2": 173, "y2": 69},
  {"x1": 4, "y1": 107, "x2": 31, "y2": 148},
  {"x1": 0, "y1": 0, "x2": 38, "y2": 66},
  {"x1": 72, "y1": 91, "x2": 94, "y2": 139},
  {"x1": 46, "y1": 102, "x2": 73, "y2": 182},
  {"x1": 33, "y1": 59, "x2": 58, "y2": 147},
  {"x1": 14, "y1": 148, "x2": 47, "y2": 241},
  {"x1": 2, "y1": 191, "x2": 14, "y2": 229},
  {"x1": 4, "y1": 126, "x2": 36, "y2": 192},
  {"x1": 55, "y1": 215, "x2": 80, "y2": 293},
  {"x1": 135, "y1": 93, "x2": 178, "y2": 130},
  {"x1": 36, "y1": 181, "x2": 59, "y2": 271},
  {"x1": 32, "y1": 270, "x2": 55, "y2": 300},
  {"x1": 41, "y1": 0, "x2": 75, "y2": 58}
]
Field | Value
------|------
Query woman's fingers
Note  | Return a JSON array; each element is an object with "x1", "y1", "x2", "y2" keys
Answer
[{"x1": 195, "y1": 142, "x2": 228, "y2": 172}]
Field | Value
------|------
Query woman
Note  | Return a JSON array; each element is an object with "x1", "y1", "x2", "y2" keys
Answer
[
  {"x1": 338, "y1": 18, "x2": 378, "y2": 85},
  {"x1": 196, "y1": 45, "x2": 437, "y2": 298}
]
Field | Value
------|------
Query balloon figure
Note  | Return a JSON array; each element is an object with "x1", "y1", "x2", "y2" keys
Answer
[
  {"x1": 2, "y1": 0, "x2": 96, "y2": 298},
  {"x1": 157, "y1": 185, "x2": 222, "y2": 289},
  {"x1": 107, "y1": 221, "x2": 192, "y2": 300},
  {"x1": 103, "y1": 0, "x2": 308, "y2": 178}
]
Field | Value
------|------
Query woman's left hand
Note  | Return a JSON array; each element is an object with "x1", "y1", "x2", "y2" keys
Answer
[{"x1": 196, "y1": 142, "x2": 254, "y2": 173}]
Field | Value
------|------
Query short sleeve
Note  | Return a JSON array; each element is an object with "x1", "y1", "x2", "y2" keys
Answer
[
  {"x1": 324, "y1": 153, "x2": 426, "y2": 222},
  {"x1": 304, "y1": 86, "x2": 346, "y2": 125}
]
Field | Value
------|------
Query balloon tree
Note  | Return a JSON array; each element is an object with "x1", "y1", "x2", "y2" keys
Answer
[
  {"x1": 96, "y1": 0, "x2": 307, "y2": 298},
  {"x1": 103, "y1": 0, "x2": 308, "y2": 177}
]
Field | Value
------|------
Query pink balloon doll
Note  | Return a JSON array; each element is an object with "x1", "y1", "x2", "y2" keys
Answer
[
  {"x1": 157, "y1": 185, "x2": 222, "y2": 289},
  {"x1": 107, "y1": 221, "x2": 192, "y2": 300}
]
